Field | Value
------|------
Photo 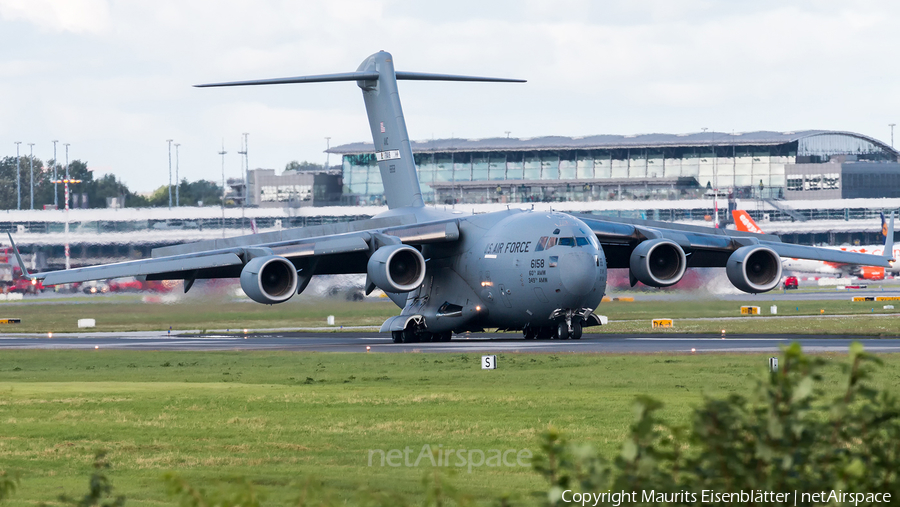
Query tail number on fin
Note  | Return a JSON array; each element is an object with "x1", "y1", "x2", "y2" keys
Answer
[{"x1": 375, "y1": 150, "x2": 401, "y2": 161}]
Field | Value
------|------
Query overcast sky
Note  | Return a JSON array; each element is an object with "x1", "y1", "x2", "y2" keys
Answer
[{"x1": 2, "y1": 0, "x2": 899, "y2": 193}]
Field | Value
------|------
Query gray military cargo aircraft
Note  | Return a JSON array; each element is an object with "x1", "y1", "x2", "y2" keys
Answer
[{"x1": 9, "y1": 51, "x2": 896, "y2": 343}]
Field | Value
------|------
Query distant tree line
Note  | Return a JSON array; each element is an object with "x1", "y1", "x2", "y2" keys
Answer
[
  {"x1": 0, "y1": 156, "x2": 224, "y2": 210},
  {"x1": 285, "y1": 160, "x2": 327, "y2": 172}
]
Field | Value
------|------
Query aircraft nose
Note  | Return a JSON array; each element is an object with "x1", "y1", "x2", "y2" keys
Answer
[{"x1": 558, "y1": 250, "x2": 598, "y2": 296}]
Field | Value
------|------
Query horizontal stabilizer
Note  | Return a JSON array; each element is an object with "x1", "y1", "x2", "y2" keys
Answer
[
  {"x1": 196, "y1": 71, "x2": 524, "y2": 88},
  {"x1": 195, "y1": 71, "x2": 380, "y2": 88},
  {"x1": 395, "y1": 71, "x2": 525, "y2": 83}
]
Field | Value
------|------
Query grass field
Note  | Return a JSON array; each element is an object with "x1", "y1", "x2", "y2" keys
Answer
[
  {"x1": 1, "y1": 350, "x2": 900, "y2": 505},
  {"x1": 0, "y1": 291, "x2": 898, "y2": 335}
]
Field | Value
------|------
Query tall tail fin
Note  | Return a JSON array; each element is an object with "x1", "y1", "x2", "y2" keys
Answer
[
  {"x1": 732, "y1": 210, "x2": 765, "y2": 234},
  {"x1": 196, "y1": 51, "x2": 524, "y2": 210}
]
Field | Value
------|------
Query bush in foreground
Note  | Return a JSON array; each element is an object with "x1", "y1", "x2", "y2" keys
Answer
[{"x1": 534, "y1": 342, "x2": 900, "y2": 506}]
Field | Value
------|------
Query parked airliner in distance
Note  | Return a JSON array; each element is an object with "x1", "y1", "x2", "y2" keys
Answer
[
  {"x1": 10, "y1": 51, "x2": 895, "y2": 343},
  {"x1": 733, "y1": 210, "x2": 898, "y2": 280}
]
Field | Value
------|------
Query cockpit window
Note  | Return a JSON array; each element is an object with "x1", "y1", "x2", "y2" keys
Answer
[
  {"x1": 558, "y1": 237, "x2": 575, "y2": 247},
  {"x1": 535, "y1": 236, "x2": 559, "y2": 252},
  {"x1": 576, "y1": 237, "x2": 590, "y2": 246}
]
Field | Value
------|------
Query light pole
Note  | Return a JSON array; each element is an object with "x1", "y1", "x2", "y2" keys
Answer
[
  {"x1": 51, "y1": 140, "x2": 58, "y2": 207},
  {"x1": 28, "y1": 143, "x2": 34, "y2": 210},
  {"x1": 325, "y1": 136, "x2": 331, "y2": 170},
  {"x1": 166, "y1": 139, "x2": 173, "y2": 209},
  {"x1": 64, "y1": 143, "x2": 71, "y2": 208},
  {"x1": 64, "y1": 143, "x2": 70, "y2": 179},
  {"x1": 219, "y1": 140, "x2": 227, "y2": 236},
  {"x1": 14, "y1": 142, "x2": 21, "y2": 210},
  {"x1": 890, "y1": 123, "x2": 896, "y2": 149},
  {"x1": 51, "y1": 177, "x2": 82, "y2": 270},
  {"x1": 238, "y1": 133, "x2": 249, "y2": 232},
  {"x1": 174, "y1": 143, "x2": 180, "y2": 206}
]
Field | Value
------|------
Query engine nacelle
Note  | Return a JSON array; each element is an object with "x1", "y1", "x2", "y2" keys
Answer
[
  {"x1": 629, "y1": 239, "x2": 687, "y2": 287},
  {"x1": 240, "y1": 255, "x2": 298, "y2": 304},
  {"x1": 367, "y1": 244, "x2": 426, "y2": 293},
  {"x1": 726, "y1": 245, "x2": 783, "y2": 293}
]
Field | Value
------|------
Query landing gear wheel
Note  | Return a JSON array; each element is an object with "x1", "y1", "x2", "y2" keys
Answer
[
  {"x1": 401, "y1": 328, "x2": 419, "y2": 343},
  {"x1": 537, "y1": 327, "x2": 553, "y2": 340},
  {"x1": 391, "y1": 331, "x2": 403, "y2": 343},
  {"x1": 523, "y1": 327, "x2": 536, "y2": 340},
  {"x1": 570, "y1": 321, "x2": 582, "y2": 340},
  {"x1": 556, "y1": 321, "x2": 570, "y2": 340}
]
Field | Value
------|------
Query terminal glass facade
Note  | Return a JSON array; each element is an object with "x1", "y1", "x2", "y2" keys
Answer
[{"x1": 339, "y1": 133, "x2": 896, "y2": 205}]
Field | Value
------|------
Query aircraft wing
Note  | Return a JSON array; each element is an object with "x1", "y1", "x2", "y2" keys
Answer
[
  {"x1": 573, "y1": 214, "x2": 894, "y2": 269},
  {"x1": 12, "y1": 215, "x2": 461, "y2": 286}
]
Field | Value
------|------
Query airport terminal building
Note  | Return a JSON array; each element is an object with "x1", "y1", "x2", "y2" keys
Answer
[{"x1": 329, "y1": 130, "x2": 899, "y2": 205}]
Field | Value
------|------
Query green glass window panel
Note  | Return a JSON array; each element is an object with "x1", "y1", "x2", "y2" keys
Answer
[
  {"x1": 718, "y1": 173, "x2": 735, "y2": 187},
  {"x1": 473, "y1": 153, "x2": 489, "y2": 181},
  {"x1": 681, "y1": 156, "x2": 700, "y2": 178},
  {"x1": 593, "y1": 155, "x2": 611, "y2": 179},
  {"x1": 454, "y1": 153, "x2": 471, "y2": 181},
  {"x1": 663, "y1": 158, "x2": 681, "y2": 177},
  {"x1": 559, "y1": 160, "x2": 576, "y2": 179},
  {"x1": 506, "y1": 158, "x2": 524, "y2": 180},
  {"x1": 629, "y1": 152, "x2": 647, "y2": 178},
  {"x1": 489, "y1": 154, "x2": 506, "y2": 180},
  {"x1": 541, "y1": 153, "x2": 559, "y2": 180},
  {"x1": 524, "y1": 152, "x2": 541, "y2": 180},
  {"x1": 576, "y1": 154, "x2": 593, "y2": 179},
  {"x1": 368, "y1": 180, "x2": 384, "y2": 195},
  {"x1": 610, "y1": 158, "x2": 628, "y2": 179},
  {"x1": 434, "y1": 155, "x2": 453, "y2": 182},
  {"x1": 417, "y1": 159, "x2": 437, "y2": 174}
]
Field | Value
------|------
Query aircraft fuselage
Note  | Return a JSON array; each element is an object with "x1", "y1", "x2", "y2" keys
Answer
[{"x1": 385, "y1": 208, "x2": 607, "y2": 339}]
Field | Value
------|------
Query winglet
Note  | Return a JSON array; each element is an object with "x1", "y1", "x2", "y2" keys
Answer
[
  {"x1": 883, "y1": 212, "x2": 895, "y2": 261},
  {"x1": 6, "y1": 233, "x2": 35, "y2": 280}
]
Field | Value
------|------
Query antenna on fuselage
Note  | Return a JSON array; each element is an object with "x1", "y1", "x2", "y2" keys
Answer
[{"x1": 196, "y1": 51, "x2": 525, "y2": 211}]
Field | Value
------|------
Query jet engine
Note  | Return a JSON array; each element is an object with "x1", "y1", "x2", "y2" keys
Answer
[
  {"x1": 240, "y1": 255, "x2": 299, "y2": 304},
  {"x1": 629, "y1": 239, "x2": 687, "y2": 287},
  {"x1": 726, "y1": 245, "x2": 782, "y2": 293},
  {"x1": 367, "y1": 244, "x2": 426, "y2": 293}
]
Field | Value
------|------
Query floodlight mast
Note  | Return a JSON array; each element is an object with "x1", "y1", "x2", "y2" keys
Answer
[
  {"x1": 218, "y1": 140, "x2": 227, "y2": 237},
  {"x1": 14, "y1": 142, "x2": 21, "y2": 210},
  {"x1": 195, "y1": 51, "x2": 524, "y2": 210},
  {"x1": 52, "y1": 140, "x2": 59, "y2": 207}
]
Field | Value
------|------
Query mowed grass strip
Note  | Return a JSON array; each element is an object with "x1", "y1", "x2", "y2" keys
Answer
[
  {"x1": 0, "y1": 294, "x2": 898, "y2": 334},
  {"x1": 1, "y1": 350, "x2": 899, "y2": 506}
]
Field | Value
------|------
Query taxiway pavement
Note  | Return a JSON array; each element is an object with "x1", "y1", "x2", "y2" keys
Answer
[{"x1": 2, "y1": 331, "x2": 899, "y2": 354}]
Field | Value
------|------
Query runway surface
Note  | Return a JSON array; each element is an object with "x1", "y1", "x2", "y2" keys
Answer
[{"x1": 2, "y1": 331, "x2": 900, "y2": 353}]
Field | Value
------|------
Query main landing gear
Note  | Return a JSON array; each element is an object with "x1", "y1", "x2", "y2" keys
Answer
[
  {"x1": 391, "y1": 329, "x2": 452, "y2": 343},
  {"x1": 523, "y1": 321, "x2": 583, "y2": 340}
]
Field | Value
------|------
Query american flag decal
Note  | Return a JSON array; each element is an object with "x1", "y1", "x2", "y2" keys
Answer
[{"x1": 380, "y1": 122, "x2": 385, "y2": 133}]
